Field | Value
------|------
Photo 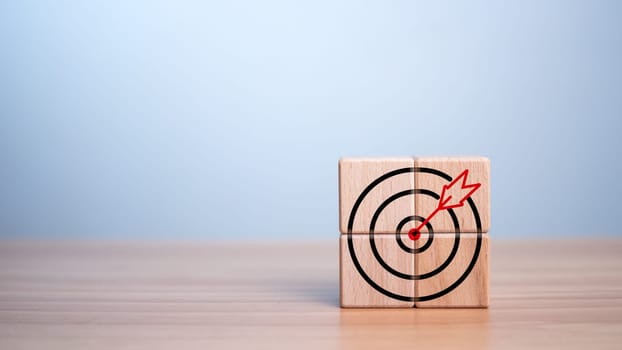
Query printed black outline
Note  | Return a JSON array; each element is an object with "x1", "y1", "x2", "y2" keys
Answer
[
  {"x1": 346, "y1": 167, "x2": 482, "y2": 302},
  {"x1": 368, "y1": 189, "x2": 461, "y2": 280},
  {"x1": 395, "y1": 215, "x2": 434, "y2": 254}
]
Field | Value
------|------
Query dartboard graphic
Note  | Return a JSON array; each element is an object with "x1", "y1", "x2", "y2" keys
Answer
[{"x1": 345, "y1": 166, "x2": 484, "y2": 303}]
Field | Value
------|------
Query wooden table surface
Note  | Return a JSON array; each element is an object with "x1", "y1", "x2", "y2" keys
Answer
[{"x1": 0, "y1": 238, "x2": 621, "y2": 349}]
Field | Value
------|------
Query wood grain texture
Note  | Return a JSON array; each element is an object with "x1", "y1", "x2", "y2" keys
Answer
[
  {"x1": 414, "y1": 156, "x2": 490, "y2": 233},
  {"x1": 339, "y1": 158, "x2": 415, "y2": 234},
  {"x1": 414, "y1": 234, "x2": 489, "y2": 308},
  {"x1": 1, "y1": 239, "x2": 622, "y2": 349},
  {"x1": 340, "y1": 234, "x2": 414, "y2": 307}
]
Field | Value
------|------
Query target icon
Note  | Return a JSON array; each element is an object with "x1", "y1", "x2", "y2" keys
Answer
[{"x1": 339, "y1": 157, "x2": 490, "y2": 308}]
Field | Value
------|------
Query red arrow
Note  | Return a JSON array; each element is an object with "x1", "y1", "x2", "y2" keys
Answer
[{"x1": 408, "y1": 169, "x2": 481, "y2": 241}]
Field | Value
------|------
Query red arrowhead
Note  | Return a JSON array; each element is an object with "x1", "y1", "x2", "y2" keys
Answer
[{"x1": 437, "y1": 169, "x2": 481, "y2": 210}]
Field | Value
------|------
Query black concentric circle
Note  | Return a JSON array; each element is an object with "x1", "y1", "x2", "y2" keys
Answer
[
  {"x1": 395, "y1": 215, "x2": 434, "y2": 254},
  {"x1": 346, "y1": 167, "x2": 483, "y2": 302},
  {"x1": 368, "y1": 189, "x2": 461, "y2": 280}
]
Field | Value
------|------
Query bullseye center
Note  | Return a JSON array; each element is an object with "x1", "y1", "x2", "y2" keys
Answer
[{"x1": 407, "y1": 228, "x2": 421, "y2": 241}]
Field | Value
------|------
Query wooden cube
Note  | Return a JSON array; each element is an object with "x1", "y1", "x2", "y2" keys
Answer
[
  {"x1": 339, "y1": 158, "x2": 415, "y2": 234},
  {"x1": 414, "y1": 233, "x2": 489, "y2": 308},
  {"x1": 340, "y1": 234, "x2": 414, "y2": 307},
  {"x1": 414, "y1": 157, "x2": 490, "y2": 233}
]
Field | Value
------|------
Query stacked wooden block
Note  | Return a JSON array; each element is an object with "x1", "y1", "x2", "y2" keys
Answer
[{"x1": 339, "y1": 157, "x2": 490, "y2": 308}]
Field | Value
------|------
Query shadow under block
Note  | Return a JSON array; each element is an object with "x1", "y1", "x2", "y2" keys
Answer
[
  {"x1": 339, "y1": 158, "x2": 415, "y2": 234},
  {"x1": 414, "y1": 234, "x2": 489, "y2": 308},
  {"x1": 414, "y1": 157, "x2": 490, "y2": 233},
  {"x1": 340, "y1": 234, "x2": 415, "y2": 308}
]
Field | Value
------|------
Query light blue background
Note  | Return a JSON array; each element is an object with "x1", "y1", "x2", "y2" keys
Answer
[{"x1": 1, "y1": 1, "x2": 621, "y2": 239}]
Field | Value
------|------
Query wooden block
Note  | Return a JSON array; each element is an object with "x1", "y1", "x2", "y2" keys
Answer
[
  {"x1": 340, "y1": 234, "x2": 415, "y2": 307},
  {"x1": 414, "y1": 233, "x2": 489, "y2": 308},
  {"x1": 339, "y1": 158, "x2": 415, "y2": 234},
  {"x1": 414, "y1": 157, "x2": 490, "y2": 233}
]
